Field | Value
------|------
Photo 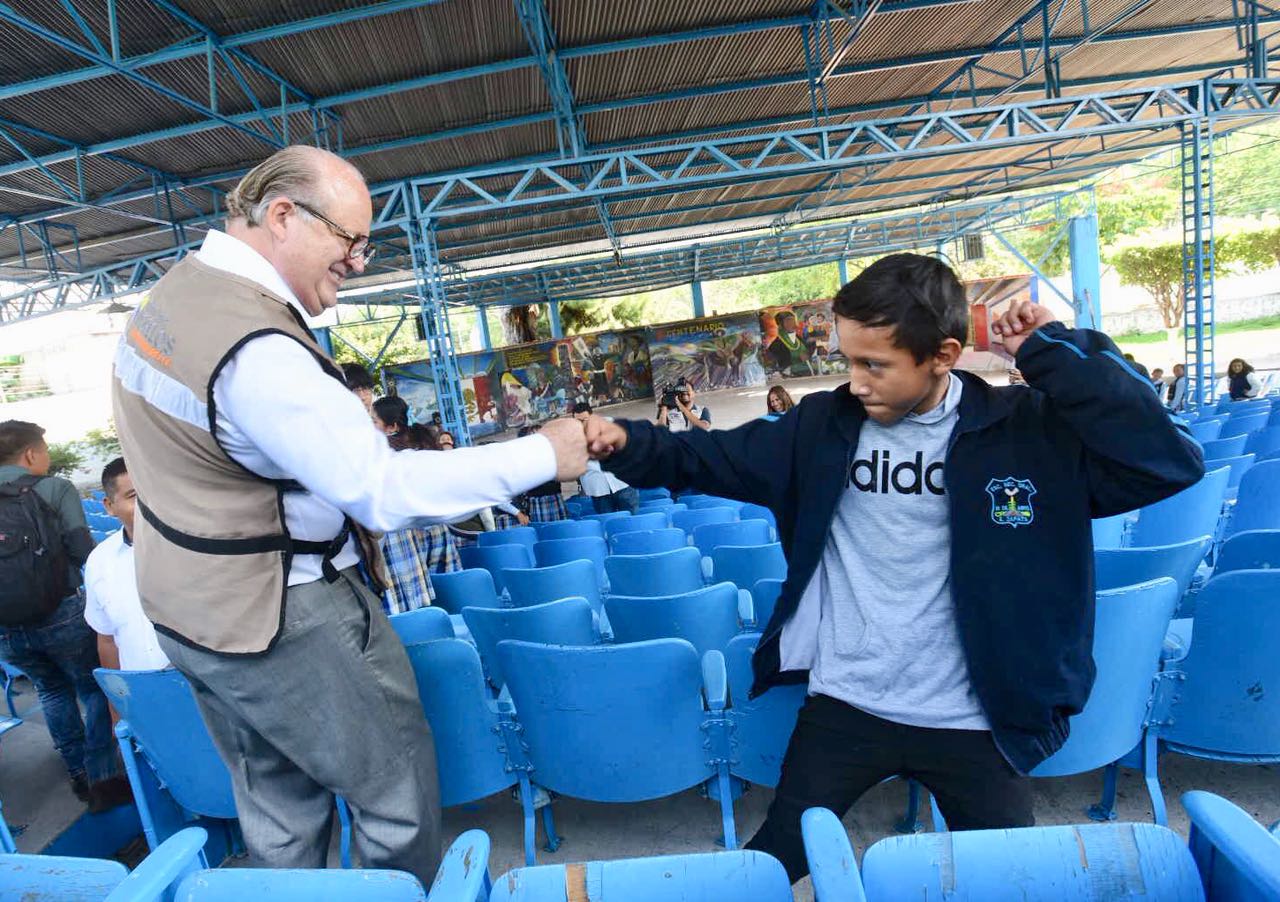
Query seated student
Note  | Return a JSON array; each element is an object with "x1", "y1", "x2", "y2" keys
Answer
[
  {"x1": 763, "y1": 385, "x2": 796, "y2": 421},
  {"x1": 84, "y1": 458, "x2": 170, "y2": 672},
  {"x1": 1167, "y1": 363, "x2": 1187, "y2": 412},
  {"x1": 1227, "y1": 357, "x2": 1263, "y2": 400},
  {"x1": 583, "y1": 254, "x2": 1204, "y2": 883},
  {"x1": 340, "y1": 362, "x2": 376, "y2": 418}
]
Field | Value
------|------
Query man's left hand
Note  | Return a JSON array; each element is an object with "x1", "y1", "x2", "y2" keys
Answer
[{"x1": 993, "y1": 299, "x2": 1057, "y2": 357}]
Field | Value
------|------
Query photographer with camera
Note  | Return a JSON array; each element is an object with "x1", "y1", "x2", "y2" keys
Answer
[{"x1": 656, "y1": 379, "x2": 712, "y2": 433}]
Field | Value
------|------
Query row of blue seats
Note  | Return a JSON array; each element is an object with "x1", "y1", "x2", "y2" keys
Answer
[{"x1": 7, "y1": 790, "x2": 1279, "y2": 900}]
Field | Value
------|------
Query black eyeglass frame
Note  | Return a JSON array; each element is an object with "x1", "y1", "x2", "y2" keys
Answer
[{"x1": 292, "y1": 199, "x2": 376, "y2": 264}]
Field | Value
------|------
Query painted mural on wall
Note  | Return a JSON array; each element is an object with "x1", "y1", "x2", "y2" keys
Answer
[
  {"x1": 385, "y1": 351, "x2": 503, "y2": 438},
  {"x1": 759, "y1": 300, "x2": 847, "y2": 378},
  {"x1": 646, "y1": 314, "x2": 766, "y2": 393},
  {"x1": 499, "y1": 341, "x2": 575, "y2": 428},
  {"x1": 964, "y1": 274, "x2": 1037, "y2": 364},
  {"x1": 555, "y1": 329, "x2": 653, "y2": 407}
]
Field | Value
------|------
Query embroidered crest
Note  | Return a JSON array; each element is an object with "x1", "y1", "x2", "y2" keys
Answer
[{"x1": 986, "y1": 477, "x2": 1037, "y2": 528}]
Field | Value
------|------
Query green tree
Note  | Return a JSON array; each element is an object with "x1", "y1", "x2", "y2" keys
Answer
[
  {"x1": 46, "y1": 442, "x2": 85, "y2": 478},
  {"x1": 1108, "y1": 239, "x2": 1186, "y2": 329}
]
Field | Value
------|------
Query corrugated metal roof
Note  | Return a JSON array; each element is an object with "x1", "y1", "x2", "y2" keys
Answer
[{"x1": 0, "y1": 0, "x2": 1273, "y2": 291}]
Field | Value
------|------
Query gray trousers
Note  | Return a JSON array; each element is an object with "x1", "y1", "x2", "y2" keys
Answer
[{"x1": 159, "y1": 569, "x2": 441, "y2": 885}]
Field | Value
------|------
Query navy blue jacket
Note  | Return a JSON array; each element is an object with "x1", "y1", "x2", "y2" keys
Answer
[{"x1": 605, "y1": 323, "x2": 1204, "y2": 773}]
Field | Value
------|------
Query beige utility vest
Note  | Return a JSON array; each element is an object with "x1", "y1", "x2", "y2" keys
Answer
[{"x1": 112, "y1": 256, "x2": 349, "y2": 655}]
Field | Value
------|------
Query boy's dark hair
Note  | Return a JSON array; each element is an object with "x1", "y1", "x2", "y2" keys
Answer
[
  {"x1": 102, "y1": 457, "x2": 128, "y2": 498},
  {"x1": 832, "y1": 253, "x2": 968, "y2": 363},
  {"x1": 0, "y1": 420, "x2": 45, "y2": 465},
  {"x1": 572, "y1": 401, "x2": 592, "y2": 415},
  {"x1": 372, "y1": 396, "x2": 410, "y2": 431},
  {"x1": 340, "y1": 363, "x2": 375, "y2": 391}
]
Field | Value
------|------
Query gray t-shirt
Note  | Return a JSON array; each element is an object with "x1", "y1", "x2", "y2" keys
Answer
[{"x1": 808, "y1": 374, "x2": 989, "y2": 730}]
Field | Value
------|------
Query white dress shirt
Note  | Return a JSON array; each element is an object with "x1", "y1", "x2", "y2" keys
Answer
[
  {"x1": 197, "y1": 230, "x2": 557, "y2": 586},
  {"x1": 580, "y1": 459, "x2": 629, "y2": 497},
  {"x1": 84, "y1": 530, "x2": 171, "y2": 671}
]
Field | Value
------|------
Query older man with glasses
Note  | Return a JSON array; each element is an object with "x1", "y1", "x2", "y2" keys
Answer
[{"x1": 112, "y1": 145, "x2": 588, "y2": 883}]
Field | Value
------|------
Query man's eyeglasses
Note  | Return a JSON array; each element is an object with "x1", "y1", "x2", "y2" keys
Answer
[{"x1": 293, "y1": 200, "x2": 376, "y2": 264}]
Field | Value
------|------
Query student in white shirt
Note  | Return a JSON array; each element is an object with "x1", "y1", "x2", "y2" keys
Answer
[{"x1": 83, "y1": 458, "x2": 169, "y2": 672}]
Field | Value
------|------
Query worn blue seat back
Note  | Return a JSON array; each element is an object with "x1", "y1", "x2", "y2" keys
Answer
[
  {"x1": 564, "y1": 496, "x2": 594, "y2": 519},
  {"x1": 739, "y1": 503, "x2": 777, "y2": 536},
  {"x1": 534, "y1": 536, "x2": 607, "y2": 586},
  {"x1": 430, "y1": 568, "x2": 502, "y2": 615},
  {"x1": 1214, "y1": 530, "x2": 1280, "y2": 574},
  {"x1": 751, "y1": 579, "x2": 784, "y2": 630},
  {"x1": 1245, "y1": 426, "x2": 1280, "y2": 458},
  {"x1": 1031, "y1": 579, "x2": 1177, "y2": 778},
  {"x1": 605, "y1": 511, "x2": 669, "y2": 538},
  {"x1": 605, "y1": 547, "x2": 704, "y2": 597},
  {"x1": 582, "y1": 511, "x2": 630, "y2": 524},
  {"x1": 94, "y1": 668, "x2": 237, "y2": 820},
  {"x1": 638, "y1": 487, "x2": 672, "y2": 501},
  {"x1": 671, "y1": 507, "x2": 737, "y2": 533},
  {"x1": 403, "y1": 639, "x2": 517, "y2": 807},
  {"x1": 800, "y1": 808, "x2": 869, "y2": 902},
  {"x1": 1184, "y1": 791, "x2": 1280, "y2": 902},
  {"x1": 459, "y1": 544, "x2": 534, "y2": 595},
  {"x1": 1204, "y1": 454, "x2": 1256, "y2": 492},
  {"x1": 1201, "y1": 434, "x2": 1248, "y2": 459},
  {"x1": 1130, "y1": 466, "x2": 1229, "y2": 548},
  {"x1": 690, "y1": 497, "x2": 744, "y2": 511},
  {"x1": 1093, "y1": 537, "x2": 1211, "y2": 596},
  {"x1": 504, "y1": 559, "x2": 602, "y2": 614},
  {"x1": 726, "y1": 633, "x2": 804, "y2": 788},
  {"x1": 711, "y1": 543, "x2": 787, "y2": 591},
  {"x1": 859, "y1": 822, "x2": 1202, "y2": 901},
  {"x1": 0, "y1": 851, "x2": 128, "y2": 900},
  {"x1": 673, "y1": 493, "x2": 712, "y2": 506},
  {"x1": 1220, "y1": 413, "x2": 1270, "y2": 439},
  {"x1": 478, "y1": 526, "x2": 538, "y2": 551},
  {"x1": 1163, "y1": 570, "x2": 1280, "y2": 761},
  {"x1": 691, "y1": 520, "x2": 773, "y2": 558},
  {"x1": 638, "y1": 498, "x2": 675, "y2": 511},
  {"x1": 606, "y1": 583, "x2": 742, "y2": 656},
  {"x1": 610, "y1": 528, "x2": 687, "y2": 556},
  {"x1": 1226, "y1": 460, "x2": 1280, "y2": 537},
  {"x1": 1189, "y1": 420, "x2": 1224, "y2": 444},
  {"x1": 389, "y1": 607, "x2": 454, "y2": 644},
  {"x1": 463, "y1": 598, "x2": 597, "y2": 690},
  {"x1": 496, "y1": 639, "x2": 713, "y2": 802},
  {"x1": 1091, "y1": 513, "x2": 1129, "y2": 549},
  {"x1": 488, "y1": 850, "x2": 792, "y2": 902},
  {"x1": 535, "y1": 519, "x2": 602, "y2": 540}
]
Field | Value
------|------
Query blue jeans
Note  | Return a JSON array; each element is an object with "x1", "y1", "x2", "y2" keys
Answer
[
  {"x1": 592, "y1": 487, "x2": 639, "y2": 514},
  {"x1": 0, "y1": 594, "x2": 119, "y2": 783}
]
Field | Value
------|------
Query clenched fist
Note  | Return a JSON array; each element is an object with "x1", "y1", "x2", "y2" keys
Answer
[
  {"x1": 992, "y1": 299, "x2": 1057, "y2": 357},
  {"x1": 585, "y1": 415, "x2": 628, "y2": 459},
  {"x1": 538, "y1": 417, "x2": 589, "y2": 481}
]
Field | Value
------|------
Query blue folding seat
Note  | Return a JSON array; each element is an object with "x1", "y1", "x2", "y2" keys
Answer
[
  {"x1": 637, "y1": 487, "x2": 672, "y2": 502},
  {"x1": 1093, "y1": 535, "x2": 1211, "y2": 597},
  {"x1": 1224, "y1": 460, "x2": 1280, "y2": 537},
  {"x1": 725, "y1": 633, "x2": 804, "y2": 789},
  {"x1": 0, "y1": 851, "x2": 127, "y2": 899},
  {"x1": 673, "y1": 493, "x2": 712, "y2": 506},
  {"x1": 1204, "y1": 453, "x2": 1256, "y2": 496},
  {"x1": 496, "y1": 639, "x2": 737, "y2": 863},
  {"x1": 604, "y1": 547, "x2": 704, "y2": 597},
  {"x1": 534, "y1": 519, "x2": 603, "y2": 541},
  {"x1": 606, "y1": 583, "x2": 749, "y2": 655},
  {"x1": 582, "y1": 511, "x2": 631, "y2": 525},
  {"x1": 1220, "y1": 413, "x2": 1270, "y2": 439},
  {"x1": 1189, "y1": 420, "x2": 1223, "y2": 444},
  {"x1": 751, "y1": 579, "x2": 784, "y2": 630},
  {"x1": 1183, "y1": 790, "x2": 1280, "y2": 901},
  {"x1": 458, "y1": 543, "x2": 534, "y2": 596},
  {"x1": 1201, "y1": 434, "x2": 1247, "y2": 459},
  {"x1": 534, "y1": 536, "x2": 607, "y2": 587},
  {"x1": 739, "y1": 503, "x2": 778, "y2": 539},
  {"x1": 691, "y1": 519, "x2": 772, "y2": 559},
  {"x1": 605, "y1": 511, "x2": 669, "y2": 538},
  {"x1": 1090, "y1": 513, "x2": 1128, "y2": 549},
  {"x1": 1245, "y1": 426, "x2": 1280, "y2": 458},
  {"x1": 463, "y1": 598, "x2": 598, "y2": 691},
  {"x1": 689, "y1": 497, "x2": 744, "y2": 511},
  {"x1": 429, "y1": 568, "x2": 503, "y2": 615},
  {"x1": 504, "y1": 559, "x2": 603, "y2": 615},
  {"x1": 1130, "y1": 465, "x2": 1229, "y2": 548},
  {"x1": 610, "y1": 527, "x2": 687, "y2": 555},
  {"x1": 711, "y1": 543, "x2": 787, "y2": 591},
  {"x1": 1213, "y1": 530, "x2": 1280, "y2": 575},
  {"x1": 637, "y1": 498, "x2": 674, "y2": 511},
  {"x1": 671, "y1": 506, "x2": 737, "y2": 533},
  {"x1": 478, "y1": 526, "x2": 538, "y2": 551},
  {"x1": 388, "y1": 606, "x2": 454, "y2": 644}
]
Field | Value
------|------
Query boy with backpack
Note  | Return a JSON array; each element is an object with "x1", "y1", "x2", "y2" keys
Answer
[
  {"x1": 0, "y1": 420, "x2": 129, "y2": 811},
  {"x1": 583, "y1": 254, "x2": 1203, "y2": 882}
]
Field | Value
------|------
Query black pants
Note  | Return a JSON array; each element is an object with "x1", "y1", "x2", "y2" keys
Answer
[{"x1": 746, "y1": 693, "x2": 1034, "y2": 883}]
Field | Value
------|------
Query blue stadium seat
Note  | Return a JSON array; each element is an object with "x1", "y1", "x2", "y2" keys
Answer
[
  {"x1": 1220, "y1": 413, "x2": 1270, "y2": 439},
  {"x1": 739, "y1": 503, "x2": 778, "y2": 540},
  {"x1": 604, "y1": 547, "x2": 704, "y2": 596},
  {"x1": 1093, "y1": 535, "x2": 1211, "y2": 597},
  {"x1": 691, "y1": 519, "x2": 772, "y2": 559},
  {"x1": 478, "y1": 526, "x2": 538, "y2": 551},
  {"x1": 637, "y1": 498, "x2": 675, "y2": 510},
  {"x1": 1130, "y1": 466, "x2": 1229, "y2": 548},
  {"x1": 1213, "y1": 530, "x2": 1280, "y2": 575},
  {"x1": 1091, "y1": 513, "x2": 1128, "y2": 549},
  {"x1": 610, "y1": 527, "x2": 688, "y2": 555},
  {"x1": 751, "y1": 579, "x2": 784, "y2": 630},
  {"x1": 463, "y1": 598, "x2": 598, "y2": 691},
  {"x1": 606, "y1": 583, "x2": 748, "y2": 655},
  {"x1": 534, "y1": 519, "x2": 603, "y2": 541},
  {"x1": 0, "y1": 851, "x2": 128, "y2": 900},
  {"x1": 534, "y1": 536, "x2": 607, "y2": 587},
  {"x1": 504, "y1": 559, "x2": 603, "y2": 616},
  {"x1": 1188, "y1": 420, "x2": 1223, "y2": 444},
  {"x1": 711, "y1": 543, "x2": 787, "y2": 591},
  {"x1": 1244, "y1": 426, "x2": 1280, "y2": 458},
  {"x1": 388, "y1": 606, "x2": 454, "y2": 644},
  {"x1": 1224, "y1": 460, "x2": 1280, "y2": 538},
  {"x1": 605, "y1": 511, "x2": 669, "y2": 537},
  {"x1": 458, "y1": 544, "x2": 535, "y2": 596},
  {"x1": 637, "y1": 487, "x2": 672, "y2": 502},
  {"x1": 672, "y1": 507, "x2": 737, "y2": 533},
  {"x1": 429, "y1": 568, "x2": 502, "y2": 615},
  {"x1": 690, "y1": 497, "x2": 745, "y2": 511},
  {"x1": 1204, "y1": 453, "x2": 1256, "y2": 495},
  {"x1": 1201, "y1": 434, "x2": 1247, "y2": 459},
  {"x1": 582, "y1": 511, "x2": 631, "y2": 525},
  {"x1": 725, "y1": 633, "x2": 804, "y2": 789},
  {"x1": 1183, "y1": 790, "x2": 1280, "y2": 901}
]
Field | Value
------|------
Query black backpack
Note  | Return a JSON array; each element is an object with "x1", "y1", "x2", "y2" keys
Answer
[{"x1": 0, "y1": 474, "x2": 71, "y2": 626}]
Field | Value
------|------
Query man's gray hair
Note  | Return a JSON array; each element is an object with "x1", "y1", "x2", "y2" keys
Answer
[{"x1": 224, "y1": 145, "x2": 359, "y2": 225}]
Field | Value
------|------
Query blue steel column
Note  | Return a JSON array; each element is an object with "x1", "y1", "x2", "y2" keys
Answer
[
  {"x1": 1181, "y1": 114, "x2": 1216, "y2": 408},
  {"x1": 547, "y1": 300, "x2": 563, "y2": 338},
  {"x1": 1068, "y1": 213, "x2": 1101, "y2": 329},
  {"x1": 405, "y1": 213, "x2": 471, "y2": 444},
  {"x1": 476, "y1": 308, "x2": 492, "y2": 349},
  {"x1": 311, "y1": 326, "x2": 335, "y2": 358},
  {"x1": 837, "y1": 258, "x2": 849, "y2": 285},
  {"x1": 691, "y1": 280, "x2": 706, "y2": 318}
]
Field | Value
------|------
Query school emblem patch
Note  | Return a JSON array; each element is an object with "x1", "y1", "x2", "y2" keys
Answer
[{"x1": 986, "y1": 477, "x2": 1037, "y2": 528}]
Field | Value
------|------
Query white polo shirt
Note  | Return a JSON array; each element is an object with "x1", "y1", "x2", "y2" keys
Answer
[{"x1": 84, "y1": 530, "x2": 171, "y2": 671}]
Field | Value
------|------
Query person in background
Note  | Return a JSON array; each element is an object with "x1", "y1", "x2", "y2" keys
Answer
[
  {"x1": 375, "y1": 425, "x2": 433, "y2": 616},
  {"x1": 1123, "y1": 353, "x2": 1150, "y2": 381},
  {"x1": 341, "y1": 363, "x2": 376, "y2": 417},
  {"x1": 1149, "y1": 368, "x2": 1165, "y2": 394},
  {"x1": 519, "y1": 424, "x2": 568, "y2": 522},
  {"x1": 84, "y1": 458, "x2": 170, "y2": 673},
  {"x1": 575, "y1": 402, "x2": 639, "y2": 513},
  {"x1": 437, "y1": 430, "x2": 456, "y2": 450},
  {"x1": 1227, "y1": 358, "x2": 1262, "y2": 400},
  {"x1": 372, "y1": 396, "x2": 410, "y2": 441},
  {"x1": 0, "y1": 421, "x2": 128, "y2": 812},
  {"x1": 657, "y1": 380, "x2": 712, "y2": 432},
  {"x1": 764, "y1": 385, "x2": 796, "y2": 421},
  {"x1": 1167, "y1": 363, "x2": 1187, "y2": 413}
]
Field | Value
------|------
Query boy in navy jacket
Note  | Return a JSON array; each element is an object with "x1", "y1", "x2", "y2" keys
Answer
[{"x1": 584, "y1": 254, "x2": 1203, "y2": 882}]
